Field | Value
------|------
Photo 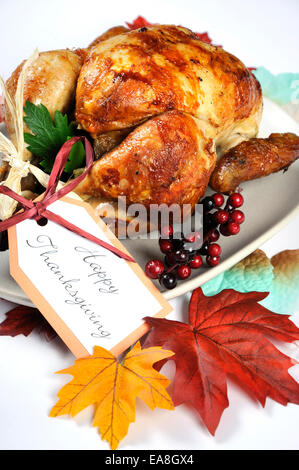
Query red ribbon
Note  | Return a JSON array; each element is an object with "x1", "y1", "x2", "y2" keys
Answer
[{"x1": 0, "y1": 137, "x2": 135, "y2": 263}]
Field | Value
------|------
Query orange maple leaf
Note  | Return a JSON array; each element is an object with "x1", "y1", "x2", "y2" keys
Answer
[{"x1": 49, "y1": 342, "x2": 174, "y2": 449}]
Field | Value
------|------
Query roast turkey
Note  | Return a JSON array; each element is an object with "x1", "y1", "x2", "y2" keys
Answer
[{"x1": 3, "y1": 24, "x2": 299, "y2": 215}]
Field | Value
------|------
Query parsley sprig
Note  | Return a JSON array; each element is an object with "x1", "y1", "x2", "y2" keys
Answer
[{"x1": 23, "y1": 101, "x2": 85, "y2": 174}]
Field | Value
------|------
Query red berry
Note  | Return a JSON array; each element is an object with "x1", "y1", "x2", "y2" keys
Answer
[
  {"x1": 177, "y1": 264, "x2": 191, "y2": 280},
  {"x1": 189, "y1": 254, "x2": 203, "y2": 269},
  {"x1": 219, "y1": 224, "x2": 231, "y2": 237},
  {"x1": 145, "y1": 259, "x2": 165, "y2": 279},
  {"x1": 230, "y1": 210, "x2": 245, "y2": 224},
  {"x1": 213, "y1": 209, "x2": 229, "y2": 225},
  {"x1": 159, "y1": 239, "x2": 173, "y2": 253},
  {"x1": 160, "y1": 224, "x2": 173, "y2": 238},
  {"x1": 185, "y1": 231, "x2": 198, "y2": 242},
  {"x1": 184, "y1": 232, "x2": 196, "y2": 243},
  {"x1": 228, "y1": 193, "x2": 244, "y2": 208},
  {"x1": 226, "y1": 221, "x2": 240, "y2": 235},
  {"x1": 184, "y1": 231, "x2": 201, "y2": 248},
  {"x1": 208, "y1": 243, "x2": 222, "y2": 257},
  {"x1": 206, "y1": 255, "x2": 220, "y2": 267},
  {"x1": 212, "y1": 193, "x2": 225, "y2": 207},
  {"x1": 209, "y1": 229, "x2": 220, "y2": 242}
]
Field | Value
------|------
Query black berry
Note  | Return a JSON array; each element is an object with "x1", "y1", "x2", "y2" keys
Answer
[
  {"x1": 209, "y1": 229, "x2": 220, "y2": 242},
  {"x1": 199, "y1": 241, "x2": 209, "y2": 256},
  {"x1": 165, "y1": 252, "x2": 177, "y2": 267},
  {"x1": 202, "y1": 196, "x2": 215, "y2": 212},
  {"x1": 174, "y1": 249, "x2": 189, "y2": 264},
  {"x1": 159, "y1": 272, "x2": 177, "y2": 289}
]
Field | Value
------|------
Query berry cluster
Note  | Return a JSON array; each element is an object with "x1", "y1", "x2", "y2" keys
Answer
[{"x1": 145, "y1": 192, "x2": 245, "y2": 290}]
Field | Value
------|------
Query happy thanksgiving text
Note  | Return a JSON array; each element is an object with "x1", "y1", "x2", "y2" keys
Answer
[{"x1": 25, "y1": 234, "x2": 120, "y2": 339}]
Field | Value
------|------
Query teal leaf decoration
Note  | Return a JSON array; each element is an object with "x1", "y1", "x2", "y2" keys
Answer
[
  {"x1": 253, "y1": 67, "x2": 299, "y2": 105},
  {"x1": 202, "y1": 250, "x2": 273, "y2": 297},
  {"x1": 260, "y1": 250, "x2": 299, "y2": 314},
  {"x1": 202, "y1": 249, "x2": 299, "y2": 315}
]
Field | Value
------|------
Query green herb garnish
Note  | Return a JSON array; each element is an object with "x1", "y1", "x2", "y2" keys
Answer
[{"x1": 23, "y1": 101, "x2": 85, "y2": 174}]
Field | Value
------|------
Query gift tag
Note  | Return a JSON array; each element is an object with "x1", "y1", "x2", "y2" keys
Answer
[{"x1": 8, "y1": 195, "x2": 172, "y2": 357}]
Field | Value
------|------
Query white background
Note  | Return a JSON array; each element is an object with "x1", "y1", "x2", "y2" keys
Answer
[{"x1": 0, "y1": 0, "x2": 299, "y2": 450}]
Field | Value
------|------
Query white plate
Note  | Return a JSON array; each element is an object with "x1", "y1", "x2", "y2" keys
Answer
[{"x1": 0, "y1": 97, "x2": 299, "y2": 306}]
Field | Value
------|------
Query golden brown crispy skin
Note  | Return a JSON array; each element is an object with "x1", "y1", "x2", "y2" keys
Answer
[
  {"x1": 93, "y1": 129, "x2": 131, "y2": 158},
  {"x1": 76, "y1": 110, "x2": 216, "y2": 211},
  {"x1": 4, "y1": 24, "x2": 263, "y2": 214},
  {"x1": 76, "y1": 24, "x2": 262, "y2": 147},
  {"x1": 73, "y1": 27, "x2": 130, "y2": 64},
  {"x1": 209, "y1": 133, "x2": 299, "y2": 193},
  {"x1": 6, "y1": 50, "x2": 82, "y2": 144},
  {"x1": 88, "y1": 26, "x2": 129, "y2": 49},
  {"x1": 75, "y1": 24, "x2": 262, "y2": 210}
]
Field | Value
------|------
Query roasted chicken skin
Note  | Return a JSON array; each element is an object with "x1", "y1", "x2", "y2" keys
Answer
[
  {"x1": 10, "y1": 24, "x2": 299, "y2": 215},
  {"x1": 76, "y1": 110, "x2": 216, "y2": 210},
  {"x1": 5, "y1": 49, "x2": 82, "y2": 145},
  {"x1": 76, "y1": 24, "x2": 262, "y2": 150},
  {"x1": 0, "y1": 49, "x2": 83, "y2": 183},
  {"x1": 88, "y1": 26, "x2": 129, "y2": 49},
  {"x1": 210, "y1": 133, "x2": 299, "y2": 193},
  {"x1": 74, "y1": 24, "x2": 262, "y2": 206}
]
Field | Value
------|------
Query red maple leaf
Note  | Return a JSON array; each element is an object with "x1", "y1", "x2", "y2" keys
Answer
[
  {"x1": 144, "y1": 288, "x2": 299, "y2": 435},
  {"x1": 126, "y1": 16, "x2": 153, "y2": 30},
  {"x1": 0, "y1": 305, "x2": 56, "y2": 341},
  {"x1": 195, "y1": 31, "x2": 213, "y2": 44}
]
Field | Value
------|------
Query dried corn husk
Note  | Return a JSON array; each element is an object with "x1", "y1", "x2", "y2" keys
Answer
[{"x1": 0, "y1": 49, "x2": 60, "y2": 220}]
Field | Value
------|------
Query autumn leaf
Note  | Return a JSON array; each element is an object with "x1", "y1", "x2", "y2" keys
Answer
[
  {"x1": 202, "y1": 249, "x2": 274, "y2": 296},
  {"x1": 144, "y1": 288, "x2": 299, "y2": 435},
  {"x1": 50, "y1": 342, "x2": 174, "y2": 449},
  {"x1": 261, "y1": 249, "x2": 299, "y2": 314},
  {"x1": 126, "y1": 16, "x2": 153, "y2": 30},
  {"x1": 194, "y1": 31, "x2": 213, "y2": 44},
  {"x1": 202, "y1": 249, "x2": 299, "y2": 315},
  {"x1": 0, "y1": 305, "x2": 56, "y2": 341}
]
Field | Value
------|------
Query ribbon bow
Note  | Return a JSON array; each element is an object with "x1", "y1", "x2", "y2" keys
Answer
[{"x1": 0, "y1": 136, "x2": 135, "y2": 263}]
